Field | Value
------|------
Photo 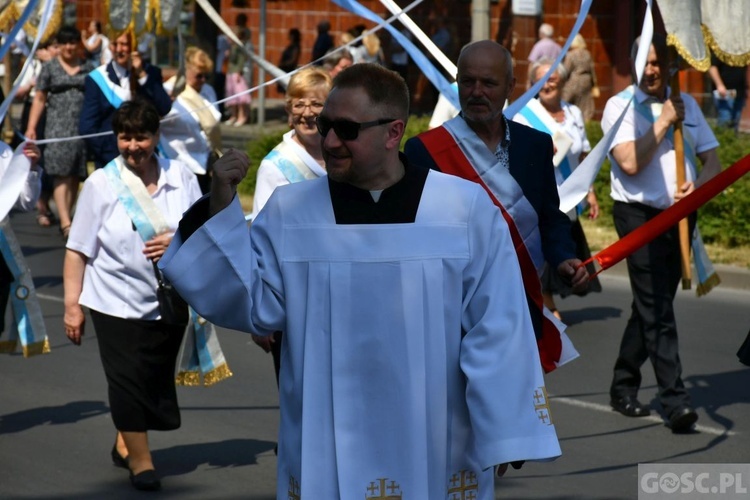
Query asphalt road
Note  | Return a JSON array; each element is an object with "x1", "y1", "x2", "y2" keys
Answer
[{"x1": 1, "y1": 209, "x2": 749, "y2": 499}]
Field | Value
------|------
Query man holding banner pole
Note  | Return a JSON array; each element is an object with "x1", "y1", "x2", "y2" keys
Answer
[{"x1": 601, "y1": 34, "x2": 721, "y2": 433}]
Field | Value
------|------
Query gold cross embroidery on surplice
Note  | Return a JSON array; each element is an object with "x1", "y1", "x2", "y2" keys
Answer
[
  {"x1": 366, "y1": 477, "x2": 402, "y2": 498},
  {"x1": 534, "y1": 386, "x2": 553, "y2": 425},
  {"x1": 448, "y1": 469, "x2": 479, "y2": 499}
]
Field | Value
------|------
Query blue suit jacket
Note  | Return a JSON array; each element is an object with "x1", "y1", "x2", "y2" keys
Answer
[
  {"x1": 78, "y1": 62, "x2": 172, "y2": 168},
  {"x1": 404, "y1": 119, "x2": 576, "y2": 268}
]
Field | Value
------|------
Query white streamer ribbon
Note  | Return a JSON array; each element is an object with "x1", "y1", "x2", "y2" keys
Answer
[
  {"x1": 0, "y1": 144, "x2": 32, "y2": 221},
  {"x1": 0, "y1": 0, "x2": 56, "y2": 124},
  {"x1": 558, "y1": 0, "x2": 654, "y2": 213}
]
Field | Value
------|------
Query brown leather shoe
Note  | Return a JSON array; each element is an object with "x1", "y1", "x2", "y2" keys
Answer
[{"x1": 610, "y1": 396, "x2": 651, "y2": 417}]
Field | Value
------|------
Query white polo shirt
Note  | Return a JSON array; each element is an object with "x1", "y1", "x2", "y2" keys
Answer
[
  {"x1": 66, "y1": 157, "x2": 201, "y2": 320},
  {"x1": 602, "y1": 85, "x2": 719, "y2": 210}
]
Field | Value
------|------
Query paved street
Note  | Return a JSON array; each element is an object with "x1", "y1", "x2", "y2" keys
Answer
[{"x1": 1, "y1": 209, "x2": 749, "y2": 499}]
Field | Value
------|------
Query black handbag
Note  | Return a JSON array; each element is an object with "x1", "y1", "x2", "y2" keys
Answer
[{"x1": 152, "y1": 261, "x2": 189, "y2": 325}]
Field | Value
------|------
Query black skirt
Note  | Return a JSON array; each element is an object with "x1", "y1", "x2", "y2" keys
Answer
[
  {"x1": 90, "y1": 310, "x2": 187, "y2": 432},
  {"x1": 542, "y1": 218, "x2": 603, "y2": 298}
]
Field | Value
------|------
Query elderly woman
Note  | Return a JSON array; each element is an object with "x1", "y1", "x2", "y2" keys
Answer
[
  {"x1": 513, "y1": 58, "x2": 601, "y2": 319},
  {"x1": 63, "y1": 99, "x2": 201, "y2": 491},
  {"x1": 161, "y1": 46, "x2": 222, "y2": 193},
  {"x1": 250, "y1": 66, "x2": 332, "y2": 383},
  {"x1": 562, "y1": 34, "x2": 598, "y2": 121}
]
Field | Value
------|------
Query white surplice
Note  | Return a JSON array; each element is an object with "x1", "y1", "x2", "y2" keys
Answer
[{"x1": 161, "y1": 170, "x2": 561, "y2": 499}]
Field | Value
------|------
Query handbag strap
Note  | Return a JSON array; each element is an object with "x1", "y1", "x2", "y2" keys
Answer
[{"x1": 151, "y1": 260, "x2": 167, "y2": 287}]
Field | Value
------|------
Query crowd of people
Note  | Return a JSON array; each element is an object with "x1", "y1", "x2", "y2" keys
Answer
[{"x1": 2, "y1": 14, "x2": 747, "y2": 497}]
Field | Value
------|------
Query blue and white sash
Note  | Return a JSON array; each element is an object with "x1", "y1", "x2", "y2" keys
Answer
[
  {"x1": 89, "y1": 65, "x2": 131, "y2": 110},
  {"x1": 443, "y1": 116, "x2": 545, "y2": 274},
  {"x1": 103, "y1": 157, "x2": 232, "y2": 385},
  {"x1": 0, "y1": 219, "x2": 49, "y2": 357},
  {"x1": 159, "y1": 82, "x2": 222, "y2": 175},
  {"x1": 517, "y1": 99, "x2": 573, "y2": 179},
  {"x1": 266, "y1": 138, "x2": 319, "y2": 184},
  {"x1": 517, "y1": 99, "x2": 587, "y2": 217}
]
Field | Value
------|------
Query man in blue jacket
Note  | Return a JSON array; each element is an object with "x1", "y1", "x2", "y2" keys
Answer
[{"x1": 79, "y1": 31, "x2": 171, "y2": 168}]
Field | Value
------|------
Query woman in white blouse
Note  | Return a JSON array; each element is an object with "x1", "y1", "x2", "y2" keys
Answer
[
  {"x1": 513, "y1": 58, "x2": 601, "y2": 318},
  {"x1": 250, "y1": 67, "x2": 331, "y2": 386},
  {"x1": 63, "y1": 99, "x2": 201, "y2": 492}
]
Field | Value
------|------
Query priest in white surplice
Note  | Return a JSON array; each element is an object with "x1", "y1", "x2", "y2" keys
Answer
[{"x1": 160, "y1": 63, "x2": 561, "y2": 499}]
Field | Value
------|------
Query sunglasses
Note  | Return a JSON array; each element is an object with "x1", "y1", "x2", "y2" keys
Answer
[{"x1": 316, "y1": 116, "x2": 397, "y2": 141}]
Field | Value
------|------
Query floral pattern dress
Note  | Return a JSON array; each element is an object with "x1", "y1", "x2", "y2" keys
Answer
[{"x1": 36, "y1": 58, "x2": 93, "y2": 178}]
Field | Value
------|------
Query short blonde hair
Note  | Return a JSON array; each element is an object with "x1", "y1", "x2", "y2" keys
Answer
[
  {"x1": 285, "y1": 67, "x2": 333, "y2": 107},
  {"x1": 186, "y1": 46, "x2": 214, "y2": 74},
  {"x1": 571, "y1": 34, "x2": 587, "y2": 50}
]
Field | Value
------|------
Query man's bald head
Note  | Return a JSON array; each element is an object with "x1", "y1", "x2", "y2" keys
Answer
[{"x1": 458, "y1": 40, "x2": 514, "y2": 83}]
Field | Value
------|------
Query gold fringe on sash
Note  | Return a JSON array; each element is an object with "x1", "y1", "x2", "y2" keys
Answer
[
  {"x1": 22, "y1": 338, "x2": 50, "y2": 357},
  {"x1": 203, "y1": 363, "x2": 233, "y2": 387},
  {"x1": 175, "y1": 370, "x2": 201, "y2": 386},
  {"x1": 696, "y1": 272, "x2": 721, "y2": 297},
  {"x1": 0, "y1": 339, "x2": 17, "y2": 353},
  {"x1": 175, "y1": 363, "x2": 233, "y2": 387}
]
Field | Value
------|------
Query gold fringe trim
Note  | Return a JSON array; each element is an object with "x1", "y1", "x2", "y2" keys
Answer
[
  {"x1": 696, "y1": 272, "x2": 721, "y2": 297},
  {"x1": 175, "y1": 370, "x2": 201, "y2": 386},
  {"x1": 0, "y1": 339, "x2": 18, "y2": 353},
  {"x1": 22, "y1": 0, "x2": 63, "y2": 44},
  {"x1": 22, "y1": 338, "x2": 51, "y2": 357},
  {"x1": 0, "y1": 3, "x2": 21, "y2": 33},
  {"x1": 666, "y1": 32, "x2": 711, "y2": 72},
  {"x1": 703, "y1": 24, "x2": 750, "y2": 67},
  {"x1": 104, "y1": 0, "x2": 137, "y2": 42},
  {"x1": 153, "y1": 0, "x2": 165, "y2": 35},
  {"x1": 203, "y1": 363, "x2": 233, "y2": 387}
]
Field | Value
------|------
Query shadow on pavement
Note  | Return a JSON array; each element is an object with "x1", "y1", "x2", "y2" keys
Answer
[
  {"x1": 155, "y1": 437, "x2": 276, "y2": 476},
  {"x1": 559, "y1": 305, "x2": 622, "y2": 326},
  {"x1": 0, "y1": 400, "x2": 109, "y2": 434}
]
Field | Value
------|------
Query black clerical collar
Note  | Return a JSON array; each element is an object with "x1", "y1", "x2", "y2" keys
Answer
[{"x1": 328, "y1": 153, "x2": 428, "y2": 224}]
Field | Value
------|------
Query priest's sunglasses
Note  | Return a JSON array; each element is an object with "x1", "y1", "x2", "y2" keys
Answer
[{"x1": 316, "y1": 116, "x2": 397, "y2": 141}]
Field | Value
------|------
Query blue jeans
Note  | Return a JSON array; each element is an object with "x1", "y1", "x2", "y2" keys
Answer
[{"x1": 714, "y1": 94, "x2": 746, "y2": 130}]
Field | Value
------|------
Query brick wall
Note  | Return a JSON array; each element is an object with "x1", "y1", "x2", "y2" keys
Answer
[{"x1": 77, "y1": 0, "x2": 724, "y2": 123}]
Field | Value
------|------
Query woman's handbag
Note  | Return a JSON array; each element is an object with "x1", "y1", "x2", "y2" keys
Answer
[{"x1": 152, "y1": 261, "x2": 189, "y2": 325}]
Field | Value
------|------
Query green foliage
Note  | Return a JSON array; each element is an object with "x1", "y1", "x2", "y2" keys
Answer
[
  {"x1": 238, "y1": 130, "x2": 287, "y2": 196},
  {"x1": 400, "y1": 115, "x2": 431, "y2": 151},
  {"x1": 585, "y1": 120, "x2": 750, "y2": 247},
  {"x1": 696, "y1": 126, "x2": 750, "y2": 247}
]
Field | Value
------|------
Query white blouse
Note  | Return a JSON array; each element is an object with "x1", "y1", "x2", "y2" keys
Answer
[{"x1": 66, "y1": 158, "x2": 201, "y2": 320}]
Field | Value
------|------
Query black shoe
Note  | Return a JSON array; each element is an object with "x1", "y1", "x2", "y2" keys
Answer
[
  {"x1": 129, "y1": 469, "x2": 161, "y2": 491},
  {"x1": 111, "y1": 445, "x2": 129, "y2": 469},
  {"x1": 610, "y1": 396, "x2": 651, "y2": 417},
  {"x1": 669, "y1": 406, "x2": 698, "y2": 433}
]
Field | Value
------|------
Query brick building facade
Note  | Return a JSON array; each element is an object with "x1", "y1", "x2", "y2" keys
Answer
[{"x1": 76, "y1": 0, "x2": 726, "y2": 122}]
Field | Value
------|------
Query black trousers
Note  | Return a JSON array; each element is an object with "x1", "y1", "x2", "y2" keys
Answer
[{"x1": 610, "y1": 201, "x2": 695, "y2": 416}]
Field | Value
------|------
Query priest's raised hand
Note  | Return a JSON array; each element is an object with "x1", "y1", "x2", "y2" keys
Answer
[{"x1": 210, "y1": 148, "x2": 249, "y2": 216}]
